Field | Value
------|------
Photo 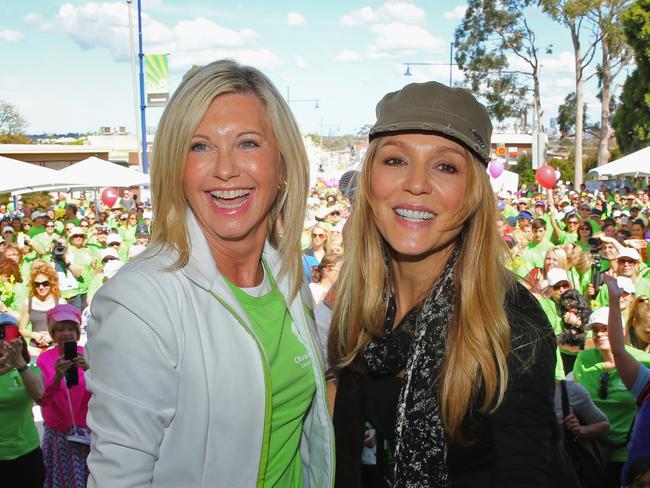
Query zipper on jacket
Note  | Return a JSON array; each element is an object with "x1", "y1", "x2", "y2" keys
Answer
[
  {"x1": 298, "y1": 296, "x2": 336, "y2": 487},
  {"x1": 210, "y1": 291, "x2": 272, "y2": 488}
]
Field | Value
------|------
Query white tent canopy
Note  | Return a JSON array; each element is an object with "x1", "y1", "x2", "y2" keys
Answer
[
  {"x1": 0, "y1": 155, "x2": 77, "y2": 194},
  {"x1": 588, "y1": 146, "x2": 650, "y2": 178},
  {"x1": 57, "y1": 157, "x2": 150, "y2": 188}
]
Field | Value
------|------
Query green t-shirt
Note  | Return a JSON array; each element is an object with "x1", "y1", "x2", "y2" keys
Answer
[
  {"x1": 0, "y1": 365, "x2": 42, "y2": 460},
  {"x1": 594, "y1": 276, "x2": 650, "y2": 308},
  {"x1": 523, "y1": 240, "x2": 554, "y2": 271},
  {"x1": 536, "y1": 294, "x2": 563, "y2": 335},
  {"x1": 226, "y1": 273, "x2": 316, "y2": 488},
  {"x1": 572, "y1": 347, "x2": 650, "y2": 462}
]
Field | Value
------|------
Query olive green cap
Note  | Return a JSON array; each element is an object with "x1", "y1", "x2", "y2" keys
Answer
[{"x1": 369, "y1": 81, "x2": 493, "y2": 165}]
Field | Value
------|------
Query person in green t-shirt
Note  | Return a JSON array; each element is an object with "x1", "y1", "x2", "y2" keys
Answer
[
  {"x1": 0, "y1": 318, "x2": 45, "y2": 487},
  {"x1": 573, "y1": 306, "x2": 650, "y2": 486}
]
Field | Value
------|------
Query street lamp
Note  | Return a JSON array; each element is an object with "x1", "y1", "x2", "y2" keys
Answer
[{"x1": 403, "y1": 42, "x2": 455, "y2": 86}]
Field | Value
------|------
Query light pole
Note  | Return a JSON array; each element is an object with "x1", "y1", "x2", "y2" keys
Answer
[
  {"x1": 403, "y1": 42, "x2": 455, "y2": 86},
  {"x1": 126, "y1": 0, "x2": 142, "y2": 171}
]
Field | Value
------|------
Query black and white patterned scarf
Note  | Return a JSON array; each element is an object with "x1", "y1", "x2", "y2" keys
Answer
[{"x1": 363, "y1": 248, "x2": 459, "y2": 488}]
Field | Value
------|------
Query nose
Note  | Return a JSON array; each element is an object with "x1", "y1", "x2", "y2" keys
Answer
[
  {"x1": 402, "y1": 162, "x2": 432, "y2": 195},
  {"x1": 213, "y1": 148, "x2": 240, "y2": 181}
]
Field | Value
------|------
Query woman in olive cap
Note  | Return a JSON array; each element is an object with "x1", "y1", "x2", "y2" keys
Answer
[{"x1": 329, "y1": 81, "x2": 557, "y2": 487}]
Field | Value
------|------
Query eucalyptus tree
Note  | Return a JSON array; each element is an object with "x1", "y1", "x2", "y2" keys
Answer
[{"x1": 455, "y1": 0, "x2": 549, "y2": 131}]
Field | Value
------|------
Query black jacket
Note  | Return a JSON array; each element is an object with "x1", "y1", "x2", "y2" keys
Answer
[{"x1": 333, "y1": 282, "x2": 558, "y2": 488}]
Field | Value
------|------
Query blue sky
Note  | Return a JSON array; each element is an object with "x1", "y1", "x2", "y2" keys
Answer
[{"x1": 1, "y1": 0, "x2": 622, "y2": 136}]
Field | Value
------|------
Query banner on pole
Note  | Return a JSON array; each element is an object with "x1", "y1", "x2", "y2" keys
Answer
[{"x1": 145, "y1": 54, "x2": 169, "y2": 107}]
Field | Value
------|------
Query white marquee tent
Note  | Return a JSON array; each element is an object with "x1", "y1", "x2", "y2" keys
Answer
[
  {"x1": 57, "y1": 156, "x2": 150, "y2": 189},
  {"x1": 0, "y1": 155, "x2": 77, "y2": 194},
  {"x1": 588, "y1": 145, "x2": 650, "y2": 178}
]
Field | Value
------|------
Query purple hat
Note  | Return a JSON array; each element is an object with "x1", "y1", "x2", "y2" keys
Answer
[{"x1": 47, "y1": 304, "x2": 82, "y2": 326}]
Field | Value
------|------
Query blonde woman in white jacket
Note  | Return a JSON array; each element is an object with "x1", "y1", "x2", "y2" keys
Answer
[{"x1": 85, "y1": 60, "x2": 334, "y2": 488}]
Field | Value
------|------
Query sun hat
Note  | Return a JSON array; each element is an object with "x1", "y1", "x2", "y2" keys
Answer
[
  {"x1": 368, "y1": 81, "x2": 492, "y2": 164},
  {"x1": 585, "y1": 307, "x2": 609, "y2": 330},
  {"x1": 101, "y1": 248, "x2": 120, "y2": 262},
  {"x1": 47, "y1": 304, "x2": 82, "y2": 326},
  {"x1": 547, "y1": 268, "x2": 570, "y2": 287},
  {"x1": 616, "y1": 276, "x2": 635, "y2": 294},
  {"x1": 2, "y1": 226, "x2": 14, "y2": 234},
  {"x1": 103, "y1": 260, "x2": 124, "y2": 279},
  {"x1": 68, "y1": 227, "x2": 85, "y2": 238},
  {"x1": 107, "y1": 233, "x2": 122, "y2": 245},
  {"x1": 617, "y1": 247, "x2": 641, "y2": 262},
  {"x1": 517, "y1": 210, "x2": 533, "y2": 221},
  {"x1": 0, "y1": 313, "x2": 18, "y2": 327}
]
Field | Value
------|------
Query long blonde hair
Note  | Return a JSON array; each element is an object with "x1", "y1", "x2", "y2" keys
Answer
[
  {"x1": 149, "y1": 59, "x2": 308, "y2": 298},
  {"x1": 329, "y1": 139, "x2": 514, "y2": 443}
]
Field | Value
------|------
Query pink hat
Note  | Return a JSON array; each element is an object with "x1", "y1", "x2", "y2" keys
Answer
[{"x1": 47, "y1": 304, "x2": 82, "y2": 326}]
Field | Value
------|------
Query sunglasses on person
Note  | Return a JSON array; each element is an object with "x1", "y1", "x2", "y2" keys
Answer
[
  {"x1": 45, "y1": 224, "x2": 54, "y2": 228},
  {"x1": 33, "y1": 280, "x2": 50, "y2": 288},
  {"x1": 567, "y1": 220, "x2": 579, "y2": 225},
  {"x1": 312, "y1": 233, "x2": 326, "y2": 238},
  {"x1": 598, "y1": 372, "x2": 610, "y2": 400}
]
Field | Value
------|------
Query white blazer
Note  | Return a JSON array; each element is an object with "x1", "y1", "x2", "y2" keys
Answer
[{"x1": 85, "y1": 210, "x2": 335, "y2": 487}]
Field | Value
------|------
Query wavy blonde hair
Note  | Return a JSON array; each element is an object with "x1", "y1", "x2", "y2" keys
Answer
[
  {"x1": 150, "y1": 59, "x2": 309, "y2": 298},
  {"x1": 329, "y1": 139, "x2": 514, "y2": 443}
]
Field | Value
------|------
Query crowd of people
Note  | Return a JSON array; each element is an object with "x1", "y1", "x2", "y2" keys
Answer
[{"x1": 0, "y1": 59, "x2": 649, "y2": 488}]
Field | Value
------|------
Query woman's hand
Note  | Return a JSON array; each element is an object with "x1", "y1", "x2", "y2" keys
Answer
[
  {"x1": 603, "y1": 273, "x2": 623, "y2": 300},
  {"x1": 563, "y1": 310, "x2": 581, "y2": 326},
  {"x1": 74, "y1": 355, "x2": 89, "y2": 371},
  {"x1": 563, "y1": 414, "x2": 584, "y2": 437},
  {"x1": 54, "y1": 355, "x2": 75, "y2": 382}
]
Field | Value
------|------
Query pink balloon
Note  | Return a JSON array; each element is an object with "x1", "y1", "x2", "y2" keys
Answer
[
  {"x1": 536, "y1": 165, "x2": 558, "y2": 189},
  {"x1": 101, "y1": 187, "x2": 119, "y2": 208},
  {"x1": 489, "y1": 160, "x2": 505, "y2": 178}
]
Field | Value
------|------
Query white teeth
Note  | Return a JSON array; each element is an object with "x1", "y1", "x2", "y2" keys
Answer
[
  {"x1": 209, "y1": 189, "x2": 251, "y2": 199},
  {"x1": 394, "y1": 208, "x2": 434, "y2": 222}
]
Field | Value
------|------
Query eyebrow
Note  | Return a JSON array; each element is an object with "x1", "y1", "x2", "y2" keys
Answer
[
  {"x1": 379, "y1": 139, "x2": 466, "y2": 156},
  {"x1": 191, "y1": 130, "x2": 264, "y2": 140}
]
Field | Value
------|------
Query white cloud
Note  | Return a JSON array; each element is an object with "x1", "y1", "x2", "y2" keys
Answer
[
  {"x1": 37, "y1": 2, "x2": 279, "y2": 69},
  {"x1": 335, "y1": 50, "x2": 363, "y2": 62},
  {"x1": 24, "y1": 13, "x2": 42, "y2": 24},
  {"x1": 0, "y1": 30, "x2": 23, "y2": 42},
  {"x1": 294, "y1": 55, "x2": 308, "y2": 68},
  {"x1": 340, "y1": 7, "x2": 377, "y2": 26},
  {"x1": 367, "y1": 22, "x2": 445, "y2": 58},
  {"x1": 287, "y1": 12, "x2": 305, "y2": 26},
  {"x1": 340, "y1": 2, "x2": 425, "y2": 26},
  {"x1": 443, "y1": 6, "x2": 466, "y2": 20}
]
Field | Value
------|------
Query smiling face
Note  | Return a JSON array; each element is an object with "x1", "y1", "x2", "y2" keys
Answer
[
  {"x1": 33, "y1": 273, "x2": 51, "y2": 299},
  {"x1": 369, "y1": 133, "x2": 469, "y2": 259},
  {"x1": 592, "y1": 323, "x2": 610, "y2": 351},
  {"x1": 183, "y1": 92, "x2": 283, "y2": 250}
]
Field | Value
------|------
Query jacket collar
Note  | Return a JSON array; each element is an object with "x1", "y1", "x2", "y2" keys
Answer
[{"x1": 181, "y1": 209, "x2": 283, "y2": 293}]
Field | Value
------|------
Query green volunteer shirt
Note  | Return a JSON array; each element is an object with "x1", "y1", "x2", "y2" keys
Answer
[
  {"x1": 226, "y1": 272, "x2": 316, "y2": 488},
  {"x1": 66, "y1": 246, "x2": 96, "y2": 296},
  {"x1": 573, "y1": 347, "x2": 650, "y2": 462},
  {"x1": 522, "y1": 240, "x2": 554, "y2": 270},
  {"x1": 0, "y1": 365, "x2": 42, "y2": 460},
  {"x1": 535, "y1": 294, "x2": 563, "y2": 335},
  {"x1": 594, "y1": 276, "x2": 650, "y2": 308}
]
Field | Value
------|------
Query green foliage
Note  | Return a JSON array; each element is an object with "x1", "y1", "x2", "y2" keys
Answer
[
  {"x1": 0, "y1": 134, "x2": 32, "y2": 144},
  {"x1": 20, "y1": 192, "x2": 53, "y2": 210},
  {"x1": 0, "y1": 101, "x2": 27, "y2": 136},
  {"x1": 557, "y1": 92, "x2": 588, "y2": 136},
  {"x1": 510, "y1": 154, "x2": 535, "y2": 187},
  {"x1": 612, "y1": 0, "x2": 650, "y2": 153},
  {"x1": 454, "y1": 0, "x2": 542, "y2": 122}
]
